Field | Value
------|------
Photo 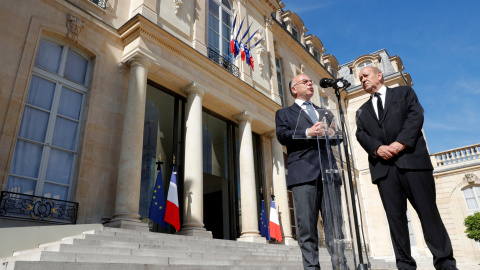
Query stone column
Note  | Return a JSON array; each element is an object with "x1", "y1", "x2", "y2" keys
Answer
[
  {"x1": 235, "y1": 111, "x2": 266, "y2": 243},
  {"x1": 267, "y1": 131, "x2": 297, "y2": 246},
  {"x1": 108, "y1": 56, "x2": 151, "y2": 231},
  {"x1": 177, "y1": 82, "x2": 212, "y2": 238}
]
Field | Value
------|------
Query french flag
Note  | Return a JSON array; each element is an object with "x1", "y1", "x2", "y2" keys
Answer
[
  {"x1": 240, "y1": 43, "x2": 246, "y2": 61},
  {"x1": 269, "y1": 197, "x2": 282, "y2": 242},
  {"x1": 164, "y1": 166, "x2": 180, "y2": 231}
]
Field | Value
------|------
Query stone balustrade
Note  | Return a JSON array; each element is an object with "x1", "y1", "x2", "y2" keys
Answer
[{"x1": 431, "y1": 143, "x2": 480, "y2": 168}]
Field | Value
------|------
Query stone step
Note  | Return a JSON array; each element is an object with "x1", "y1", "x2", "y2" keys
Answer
[
  {"x1": 3, "y1": 261, "x2": 306, "y2": 270},
  {"x1": 1, "y1": 227, "x2": 397, "y2": 270}
]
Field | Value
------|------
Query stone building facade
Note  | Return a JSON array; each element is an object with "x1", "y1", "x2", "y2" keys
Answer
[{"x1": 0, "y1": 0, "x2": 478, "y2": 268}]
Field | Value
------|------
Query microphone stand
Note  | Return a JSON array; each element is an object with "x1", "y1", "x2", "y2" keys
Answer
[{"x1": 332, "y1": 82, "x2": 368, "y2": 270}]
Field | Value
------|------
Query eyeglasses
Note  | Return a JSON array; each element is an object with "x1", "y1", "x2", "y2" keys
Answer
[{"x1": 293, "y1": 79, "x2": 315, "y2": 86}]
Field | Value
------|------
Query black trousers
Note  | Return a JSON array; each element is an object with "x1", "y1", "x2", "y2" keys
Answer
[
  {"x1": 376, "y1": 165, "x2": 456, "y2": 270},
  {"x1": 292, "y1": 179, "x2": 349, "y2": 270}
]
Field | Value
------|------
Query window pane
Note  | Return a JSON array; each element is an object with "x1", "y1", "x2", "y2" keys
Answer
[
  {"x1": 45, "y1": 148, "x2": 73, "y2": 185},
  {"x1": 52, "y1": 117, "x2": 78, "y2": 150},
  {"x1": 221, "y1": 0, "x2": 231, "y2": 9},
  {"x1": 27, "y1": 75, "x2": 55, "y2": 110},
  {"x1": 58, "y1": 87, "x2": 83, "y2": 120},
  {"x1": 222, "y1": 10, "x2": 230, "y2": 26},
  {"x1": 43, "y1": 182, "x2": 68, "y2": 200},
  {"x1": 209, "y1": 0, "x2": 219, "y2": 18},
  {"x1": 6, "y1": 176, "x2": 37, "y2": 195},
  {"x1": 208, "y1": 29, "x2": 220, "y2": 51},
  {"x1": 464, "y1": 187, "x2": 479, "y2": 210},
  {"x1": 9, "y1": 140, "x2": 43, "y2": 178},
  {"x1": 18, "y1": 106, "x2": 50, "y2": 143},
  {"x1": 35, "y1": 40, "x2": 63, "y2": 73},
  {"x1": 65, "y1": 50, "x2": 88, "y2": 84},
  {"x1": 209, "y1": 14, "x2": 220, "y2": 32},
  {"x1": 222, "y1": 23, "x2": 230, "y2": 41}
]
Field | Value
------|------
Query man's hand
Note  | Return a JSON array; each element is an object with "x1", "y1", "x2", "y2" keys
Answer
[
  {"x1": 376, "y1": 142, "x2": 406, "y2": 160},
  {"x1": 307, "y1": 122, "x2": 330, "y2": 136},
  {"x1": 376, "y1": 145, "x2": 397, "y2": 160},
  {"x1": 389, "y1": 142, "x2": 406, "y2": 154}
]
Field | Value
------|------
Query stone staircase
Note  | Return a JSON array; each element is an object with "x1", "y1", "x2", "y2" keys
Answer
[{"x1": 1, "y1": 227, "x2": 397, "y2": 270}]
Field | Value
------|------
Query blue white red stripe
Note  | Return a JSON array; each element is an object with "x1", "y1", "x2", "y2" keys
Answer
[
  {"x1": 164, "y1": 167, "x2": 180, "y2": 231},
  {"x1": 269, "y1": 198, "x2": 282, "y2": 242}
]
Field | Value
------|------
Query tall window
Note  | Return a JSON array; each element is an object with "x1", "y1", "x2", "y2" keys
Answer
[
  {"x1": 7, "y1": 38, "x2": 90, "y2": 200},
  {"x1": 463, "y1": 186, "x2": 480, "y2": 211},
  {"x1": 275, "y1": 57, "x2": 285, "y2": 107},
  {"x1": 208, "y1": 0, "x2": 233, "y2": 60}
]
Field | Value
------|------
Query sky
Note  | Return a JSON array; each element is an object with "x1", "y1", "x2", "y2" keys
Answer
[{"x1": 280, "y1": 0, "x2": 480, "y2": 154}]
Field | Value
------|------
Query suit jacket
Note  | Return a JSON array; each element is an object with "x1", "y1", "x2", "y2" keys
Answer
[
  {"x1": 275, "y1": 102, "x2": 340, "y2": 187},
  {"x1": 355, "y1": 86, "x2": 433, "y2": 183}
]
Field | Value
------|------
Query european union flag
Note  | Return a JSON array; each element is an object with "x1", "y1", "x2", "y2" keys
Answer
[
  {"x1": 149, "y1": 165, "x2": 168, "y2": 229},
  {"x1": 259, "y1": 199, "x2": 270, "y2": 240}
]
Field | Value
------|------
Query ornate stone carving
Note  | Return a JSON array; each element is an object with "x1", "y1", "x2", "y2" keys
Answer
[
  {"x1": 464, "y1": 173, "x2": 479, "y2": 184},
  {"x1": 265, "y1": 16, "x2": 273, "y2": 28},
  {"x1": 173, "y1": 0, "x2": 183, "y2": 15},
  {"x1": 253, "y1": 29, "x2": 265, "y2": 71},
  {"x1": 66, "y1": 14, "x2": 85, "y2": 43}
]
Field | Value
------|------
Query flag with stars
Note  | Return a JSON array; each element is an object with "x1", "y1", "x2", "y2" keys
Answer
[
  {"x1": 148, "y1": 165, "x2": 168, "y2": 229},
  {"x1": 164, "y1": 166, "x2": 180, "y2": 231},
  {"x1": 259, "y1": 199, "x2": 270, "y2": 240}
]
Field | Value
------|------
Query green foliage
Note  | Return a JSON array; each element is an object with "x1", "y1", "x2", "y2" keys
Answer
[{"x1": 464, "y1": 212, "x2": 480, "y2": 241}]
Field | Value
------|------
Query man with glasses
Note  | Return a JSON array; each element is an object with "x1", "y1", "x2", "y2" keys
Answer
[{"x1": 275, "y1": 74, "x2": 349, "y2": 270}]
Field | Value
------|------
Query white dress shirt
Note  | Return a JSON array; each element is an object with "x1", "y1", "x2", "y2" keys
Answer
[{"x1": 371, "y1": 85, "x2": 387, "y2": 119}]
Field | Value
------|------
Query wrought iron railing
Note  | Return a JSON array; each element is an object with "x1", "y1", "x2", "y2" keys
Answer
[
  {"x1": 89, "y1": 0, "x2": 108, "y2": 9},
  {"x1": 207, "y1": 48, "x2": 240, "y2": 78},
  {"x1": 0, "y1": 191, "x2": 79, "y2": 224}
]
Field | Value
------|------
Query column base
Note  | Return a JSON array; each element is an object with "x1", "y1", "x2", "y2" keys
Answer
[
  {"x1": 237, "y1": 235, "x2": 268, "y2": 244},
  {"x1": 283, "y1": 237, "x2": 298, "y2": 246},
  {"x1": 104, "y1": 220, "x2": 149, "y2": 232},
  {"x1": 177, "y1": 228, "x2": 213, "y2": 238}
]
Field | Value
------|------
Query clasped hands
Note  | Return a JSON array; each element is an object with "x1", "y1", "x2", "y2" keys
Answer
[
  {"x1": 376, "y1": 142, "x2": 406, "y2": 160},
  {"x1": 307, "y1": 121, "x2": 336, "y2": 137}
]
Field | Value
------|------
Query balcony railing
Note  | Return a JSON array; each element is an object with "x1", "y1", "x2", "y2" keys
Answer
[
  {"x1": 207, "y1": 48, "x2": 240, "y2": 78},
  {"x1": 431, "y1": 143, "x2": 480, "y2": 168},
  {"x1": 0, "y1": 191, "x2": 79, "y2": 224},
  {"x1": 89, "y1": 0, "x2": 108, "y2": 9}
]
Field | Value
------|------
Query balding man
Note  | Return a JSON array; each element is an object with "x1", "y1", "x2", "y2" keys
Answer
[
  {"x1": 355, "y1": 66, "x2": 457, "y2": 270},
  {"x1": 276, "y1": 74, "x2": 348, "y2": 270}
]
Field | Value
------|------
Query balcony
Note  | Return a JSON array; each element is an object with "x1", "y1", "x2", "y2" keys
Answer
[
  {"x1": 207, "y1": 48, "x2": 240, "y2": 78},
  {"x1": 0, "y1": 191, "x2": 79, "y2": 224},
  {"x1": 431, "y1": 143, "x2": 480, "y2": 172}
]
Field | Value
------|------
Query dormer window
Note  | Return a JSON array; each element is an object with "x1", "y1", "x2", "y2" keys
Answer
[
  {"x1": 358, "y1": 61, "x2": 372, "y2": 71},
  {"x1": 291, "y1": 24, "x2": 299, "y2": 41},
  {"x1": 312, "y1": 47, "x2": 319, "y2": 61}
]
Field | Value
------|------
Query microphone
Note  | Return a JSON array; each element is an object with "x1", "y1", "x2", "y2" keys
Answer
[{"x1": 320, "y1": 78, "x2": 351, "y2": 89}]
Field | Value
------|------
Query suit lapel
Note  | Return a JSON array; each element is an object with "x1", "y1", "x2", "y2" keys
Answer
[
  {"x1": 365, "y1": 97, "x2": 379, "y2": 123},
  {"x1": 289, "y1": 103, "x2": 313, "y2": 125},
  {"x1": 380, "y1": 87, "x2": 394, "y2": 122}
]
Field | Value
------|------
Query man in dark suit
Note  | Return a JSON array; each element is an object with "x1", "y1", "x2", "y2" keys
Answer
[
  {"x1": 355, "y1": 66, "x2": 457, "y2": 270},
  {"x1": 276, "y1": 74, "x2": 348, "y2": 270}
]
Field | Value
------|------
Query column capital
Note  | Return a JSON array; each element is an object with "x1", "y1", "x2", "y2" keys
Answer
[
  {"x1": 265, "y1": 130, "x2": 276, "y2": 139},
  {"x1": 182, "y1": 82, "x2": 206, "y2": 97},
  {"x1": 128, "y1": 55, "x2": 151, "y2": 69},
  {"x1": 234, "y1": 110, "x2": 255, "y2": 123}
]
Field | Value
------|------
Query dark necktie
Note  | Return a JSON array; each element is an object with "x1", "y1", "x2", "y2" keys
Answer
[
  {"x1": 303, "y1": 102, "x2": 319, "y2": 123},
  {"x1": 374, "y1": 92, "x2": 384, "y2": 119}
]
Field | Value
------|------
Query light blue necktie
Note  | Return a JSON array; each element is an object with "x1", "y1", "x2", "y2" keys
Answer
[{"x1": 303, "y1": 101, "x2": 318, "y2": 123}]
